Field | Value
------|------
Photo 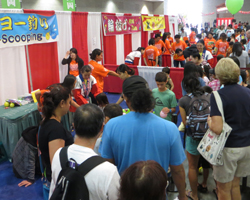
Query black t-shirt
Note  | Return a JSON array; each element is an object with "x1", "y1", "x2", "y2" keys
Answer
[
  {"x1": 210, "y1": 84, "x2": 250, "y2": 148},
  {"x1": 39, "y1": 119, "x2": 73, "y2": 182}
]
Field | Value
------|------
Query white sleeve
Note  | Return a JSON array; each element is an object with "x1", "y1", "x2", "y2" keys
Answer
[
  {"x1": 107, "y1": 169, "x2": 120, "y2": 200},
  {"x1": 206, "y1": 51, "x2": 213, "y2": 60},
  {"x1": 134, "y1": 51, "x2": 141, "y2": 58},
  {"x1": 74, "y1": 76, "x2": 82, "y2": 89}
]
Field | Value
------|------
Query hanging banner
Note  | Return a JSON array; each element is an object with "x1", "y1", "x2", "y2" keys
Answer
[
  {"x1": 0, "y1": 13, "x2": 59, "y2": 48},
  {"x1": 142, "y1": 16, "x2": 165, "y2": 31},
  {"x1": 1, "y1": 0, "x2": 21, "y2": 9},
  {"x1": 63, "y1": 0, "x2": 76, "y2": 11},
  {"x1": 102, "y1": 15, "x2": 141, "y2": 36}
]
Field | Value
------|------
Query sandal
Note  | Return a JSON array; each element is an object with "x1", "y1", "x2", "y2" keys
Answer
[
  {"x1": 197, "y1": 183, "x2": 208, "y2": 193},
  {"x1": 186, "y1": 190, "x2": 200, "y2": 200}
]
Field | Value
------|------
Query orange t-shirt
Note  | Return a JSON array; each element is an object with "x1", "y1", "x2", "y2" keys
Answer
[
  {"x1": 155, "y1": 40, "x2": 166, "y2": 55},
  {"x1": 69, "y1": 60, "x2": 79, "y2": 77},
  {"x1": 183, "y1": 36, "x2": 189, "y2": 42},
  {"x1": 168, "y1": 37, "x2": 174, "y2": 45},
  {"x1": 205, "y1": 38, "x2": 216, "y2": 54},
  {"x1": 215, "y1": 40, "x2": 229, "y2": 57},
  {"x1": 164, "y1": 39, "x2": 172, "y2": 55},
  {"x1": 143, "y1": 45, "x2": 160, "y2": 66},
  {"x1": 88, "y1": 60, "x2": 109, "y2": 92},
  {"x1": 172, "y1": 41, "x2": 187, "y2": 61},
  {"x1": 38, "y1": 89, "x2": 50, "y2": 112},
  {"x1": 189, "y1": 31, "x2": 196, "y2": 44}
]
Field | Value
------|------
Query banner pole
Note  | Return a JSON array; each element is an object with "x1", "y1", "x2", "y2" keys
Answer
[{"x1": 25, "y1": 45, "x2": 33, "y2": 91}]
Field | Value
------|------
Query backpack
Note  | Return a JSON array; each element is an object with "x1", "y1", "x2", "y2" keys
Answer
[
  {"x1": 186, "y1": 92, "x2": 211, "y2": 140},
  {"x1": 50, "y1": 146, "x2": 105, "y2": 200}
]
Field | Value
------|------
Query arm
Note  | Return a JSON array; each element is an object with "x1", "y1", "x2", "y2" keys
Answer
[
  {"x1": 62, "y1": 51, "x2": 70, "y2": 64},
  {"x1": 48, "y1": 139, "x2": 65, "y2": 163},
  {"x1": 207, "y1": 115, "x2": 223, "y2": 135},
  {"x1": 155, "y1": 56, "x2": 158, "y2": 67},
  {"x1": 169, "y1": 78, "x2": 174, "y2": 90},
  {"x1": 207, "y1": 58, "x2": 214, "y2": 67},
  {"x1": 108, "y1": 71, "x2": 119, "y2": 77},
  {"x1": 162, "y1": 107, "x2": 176, "y2": 114},
  {"x1": 143, "y1": 58, "x2": 148, "y2": 66},
  {"x1": 73, "y1": 89, "x2": 88, "y2": 105},
  {"x1": 179, "y1": 106, "x2": 187, "y2": 125},
  {"x1": 116, "y1": 95, "x2": 124, "y2": 104},
  {"x1": 91, "y1": 84, "x2": 101, "y2": 97},
  {"x1": 70, "y1": 98, "x2": 80, "y2": 109},
  {"x1": 106, "y1": 158, "x2": 115, "y2": 165},
  {"x1": 170, "y1": 164, "x2": 188, "y2": 200}
]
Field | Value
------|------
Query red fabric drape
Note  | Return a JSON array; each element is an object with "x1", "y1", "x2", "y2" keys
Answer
[
  {"x1": 124, "y1": 13, "x2": 132, "y2": 60},
  {"x1": 23, "y1": 10, "x2": 59, "y2": 92},
  {"x1": 102, "y1": 13, "x2": 117, "y2": 64},
  {"x1": 141, "y1": 15, "x2": 148, "y2": 66},
  {"x1": 164, "y1": 15, "x2": 170, "y2": 32},
  {"x1": 72, "y1": 12, "x2": 89, "y2": 64}
]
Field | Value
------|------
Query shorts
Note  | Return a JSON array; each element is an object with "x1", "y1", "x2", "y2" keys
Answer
[
  {"x1": 213, "y1": 146, "x2": 250, "y2": 183},
  {"x1": 186, "y1": 136, "x2": 200, "y2": 156}
]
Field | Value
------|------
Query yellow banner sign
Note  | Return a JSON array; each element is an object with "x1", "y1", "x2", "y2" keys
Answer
[{"x1": 142, "y1": 16, "x2": 165, "y2": 31}]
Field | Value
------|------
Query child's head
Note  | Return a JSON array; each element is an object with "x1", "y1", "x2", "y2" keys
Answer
[
  {"x1": 116, "y1": 64, "x2": 135, "y2": 80},
  {"x1": 241, "y1": 39, "x2": 247, "y2": 45},
  {"x1": 216, "y1": 54, "x2": 224, "y2": 62},
  {"x1": 202, "y1": 86, "x2": 213, "y2": 94},
  {"x1": 96, "y1": 93, "x2": 109, "y2": 108},
  {"x1": 148, "y1": 38, "x2": 155, "y2": 46},
  {"x1": 241, "y1": 29, "x2": 245, "y2": 35},
  {"x1": 162, "y1": 67, "x2": 170, "y2": 75},
  {"x1": 155, "y1": 72, "x2": 167, "y2": 91},
  {"x1": 103, "y1": 103, "x2": 123, "y2": 124},
  {"x1": 166, "y1": 32, "x2": 171, "y2": 37},
  {"x1": 196, "y1": 34, "x2": 202, "y2": 40},
  {"x1": 175, "y1": 48, "x2": 183, "y2": 57},
  {"x1": 174, "y1": 35, "x2": 181, "y2": 43},
  {"x1": 61, "y1": 74, "x2": 76, "y2": 92},
  {"x1": 209, "y1": 68, "x2": 216, "y2": 80},
  {"x1": 185, "y1": 40, "x2": 190, "y2": 46},
  {"x1": 190, "y1": 52, "x2": 201, "y2": 65},
  {"x1": 237, "y1": 29, "x2": 241, "y2": 35},
  {"x1": 137, "y1": 47, "x2": 145, "y2": 55},
  {"x1": 80, "y1": 65, "x2": 92, "y2": 79},
  {"x1": 229, "y1": 42, "x2": 234, "y2": 48},
  {"x1": 155, "y1": 33, "x2": 161, "y2": 43}
]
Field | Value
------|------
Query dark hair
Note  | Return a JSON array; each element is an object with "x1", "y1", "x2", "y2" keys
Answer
[
  {"x1": 148, "y1": 38, "x2": 155, "y2": 45},
  {"x1": 217, "y1": 54, "x2": 224, "y2": 62},
  {"x1": 155, "y1": 72, "x2": 167, "y2": 82},
  {"x1": 231, "y1": 34, "x2": 235, "y2": 39},
  {"x1": 61, "y1": 75, "x2": 76, "y2": 92},
  {"x1": 175, "y1": 48, "x2": 183, "y2": 54},
  {"x1": 197, "y1": 39, "x2": 205, "y2": 46},
  {"x1": 191, "y1": 52, "x2": 201, "y2": 60},
  {"x1": 203, "y1": 65, "x2": 210, "y2": 79},
  {"x1": 232, "y1": 42, "x2": 243, "y2": 57},
  {"x1": 220, "y1": 33, "x2": 227, "y2": 41},
  {"x1": 191, "y1": 28, "x2": 195, "y2": 31},
  {"x1": 181, "y1": 27, "x2": 184, "y2": 31},
  {"x1": 202, "y1": 86, "x2": 213, "y2": 93},
  {"x1": 174, "y1": 35, "x2": 180, "y2": 39},
  {"x1": 162, "y1": 32, "x2": 168, "y2": 43},
  {"x1": 185, "y1": 40, "x2": 190, "y2": 46},
  {"x1": 229, "y1": 56, "x2": 240, "y2": 68},
  {"x1": 69, "y1": 48, "x2": 81, "y2": 63},
  {"x1": 241, "y1": 39, "x2": 247, "y2": 45},
  {"x1": 80, "y1": 65, "x2": 92, "y2": 74},
  {"x1": 95, "y1": 93, "x2": 109, "y2": 106},
  {"x1": 229, "y1": 42, "x2": 234, "y2": 46},
  {"x1": 131, "y1": 88, "x2": 155, "y2": 113},
  {"x1": 196, "y1": 34, "x2": 202, "y2": 39},
  {"x1": 90, "y1": 49, "x2": 103, "y2": 60},
  {"x1": 162, "y1": 67, "x2": 170, "y2": 74},
  {"x1": 119, "y1": 160, "x2": 168, "y2": 200},
  {"x1": 136, "y1": 47, "x2": 145, "y2": 52},
  {"x1": 74, "y1": 104, "x2": 104, "y2": 138},
  {"x1": 196, "y1": 65, "x2": 203, "y2": 77},
  {"x1": 228, "y1": 24, "x2": 232, "y2": 28},
  {"x1": 104, "y1": 103, "x2": 123, "y2": 119},
  {"x1": 116, "y1": 64, "x2": 135, "y2": 75},
  {"x1": 208, "y1": 32, "x2": 213, "y2": 36},
  {"x1": 155, "y1": 33, "x2": 161, "y2": 38},
  {"x1": 241, "y1": 70, "x2": 247, "y2": 84},
  {"x1": 42, "y1": 85, "x2": 70, "y2": 122},
  {"x1": 182, "y1": 62, "x2": 203, "y2": 95}
]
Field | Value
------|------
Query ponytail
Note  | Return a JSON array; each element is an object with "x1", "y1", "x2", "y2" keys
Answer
[{"x1": 90, "y1": 49, "x2": 103, "y2": 60}]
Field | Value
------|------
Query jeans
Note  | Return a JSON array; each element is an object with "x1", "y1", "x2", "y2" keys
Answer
[
  {"x1": 158, "y1": 55, "x2": 162, "y2": 66},
  {"x1": 174, "y1": 60, "x2": 185, "y2": 67}
]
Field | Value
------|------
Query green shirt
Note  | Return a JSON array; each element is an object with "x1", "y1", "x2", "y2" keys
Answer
[{"x1": 152, "y1": 88, "x2": 178, "y2": 121}]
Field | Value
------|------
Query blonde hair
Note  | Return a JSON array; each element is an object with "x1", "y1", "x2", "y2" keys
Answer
[{"x1": 215, "y1": 58, "x2": 240, "y2": 85}]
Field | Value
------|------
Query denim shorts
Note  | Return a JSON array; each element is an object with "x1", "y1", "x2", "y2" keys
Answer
[{"x1": 186, "y1": 136, "x2": 200, "y2": 155}]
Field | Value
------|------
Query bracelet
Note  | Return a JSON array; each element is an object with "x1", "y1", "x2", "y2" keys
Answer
[{"x1": 169, "y1": 109, "x2": 172, "y2": 113}]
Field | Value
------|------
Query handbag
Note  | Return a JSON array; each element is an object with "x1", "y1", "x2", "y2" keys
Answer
[{"x1": 197, "y1": 91, "x2": 232, "y2": 166}]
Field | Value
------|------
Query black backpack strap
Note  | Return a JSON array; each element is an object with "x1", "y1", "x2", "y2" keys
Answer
[
  {"x1": 77, "y1": 156, "x2": 105, "y2": 176},
  {"x1": 59, "y1": 146, "x2": 70, "y2": 169}
]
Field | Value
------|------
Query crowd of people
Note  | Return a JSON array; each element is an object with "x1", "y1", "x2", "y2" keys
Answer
[{"x1": 12, "y1": 21, "x2": 250, "y2": 200}]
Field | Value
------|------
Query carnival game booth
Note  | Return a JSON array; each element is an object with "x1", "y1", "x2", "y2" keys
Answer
[{"x1": 0, "y1": 9, "x2": 179, "y2": 158}]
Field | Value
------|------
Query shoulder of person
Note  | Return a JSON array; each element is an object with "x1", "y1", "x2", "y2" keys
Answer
[{"x1": 152, "y1": 88, "x2": 158, "y2": 93}]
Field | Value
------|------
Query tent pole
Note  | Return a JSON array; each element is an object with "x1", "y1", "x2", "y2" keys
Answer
[{"x1": 25, "y1": 45, "x2": 33, "y2": 91}]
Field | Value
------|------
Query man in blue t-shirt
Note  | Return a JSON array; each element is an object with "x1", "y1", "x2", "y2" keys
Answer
[{"x1": 99, "y1": 76, "x2": 187, "y2": 200}]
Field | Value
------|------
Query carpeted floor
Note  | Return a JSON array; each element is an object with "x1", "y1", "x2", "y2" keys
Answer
[{"x1": 0, "y1": 93, "x2": 184, "y2": 200}]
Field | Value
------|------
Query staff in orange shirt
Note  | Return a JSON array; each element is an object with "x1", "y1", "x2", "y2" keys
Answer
[
  {"x1": 189, "y1": 28, "x2": 196, "y2": 45},
  {"x1": 214, "y1": 33, "x2": 229, "y2": 57},
  {"x1": 205, "y1": 32, "x2": 216, "y2": 54},
  {"x1": 166, "y1": 32, "x2": 174, "y2": 45},
  {"x1": 88, "y1": 49, "x2": 119, "y2": 93},
  {"x1": 154, "y1": 33, "x2": 166, "y2": 66},
  {"x1": 162, "y1": 32, "x2": 172, "y2": 54},
  {"x1": 172, "y1": 35, "x2": 187, "y2": 67},
  {"x1": 143, "y1": 38, "x2": 160, "y2": 67},
  {"x1": 62, "y1": 48, "x2": 84, "y2": 77}
]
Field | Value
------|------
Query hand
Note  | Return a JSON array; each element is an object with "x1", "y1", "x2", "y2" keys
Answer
[
  {"x1": 65, "y1": 51, "x2": 70, "y2": 58},
  {"x1": 207, "y1": 115, "x2": 211, "y2": 127},
  {"x1": 162, "y1": 107, "x2": 170, "y2": 114},
  {"x1": 18, "y1": 180, "x2": 33, "y2": 187}
]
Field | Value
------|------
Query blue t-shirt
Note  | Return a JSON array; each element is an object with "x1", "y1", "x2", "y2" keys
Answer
[
  {"x1": 210, "y1": 84, "x2": 250, "y2": 147},
  {"x1": 99, "y1": 112, "x2": 186, "y2": 175},
  {"x1": 182, "y1": 77, "x2": 206, "y2": 96}
]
